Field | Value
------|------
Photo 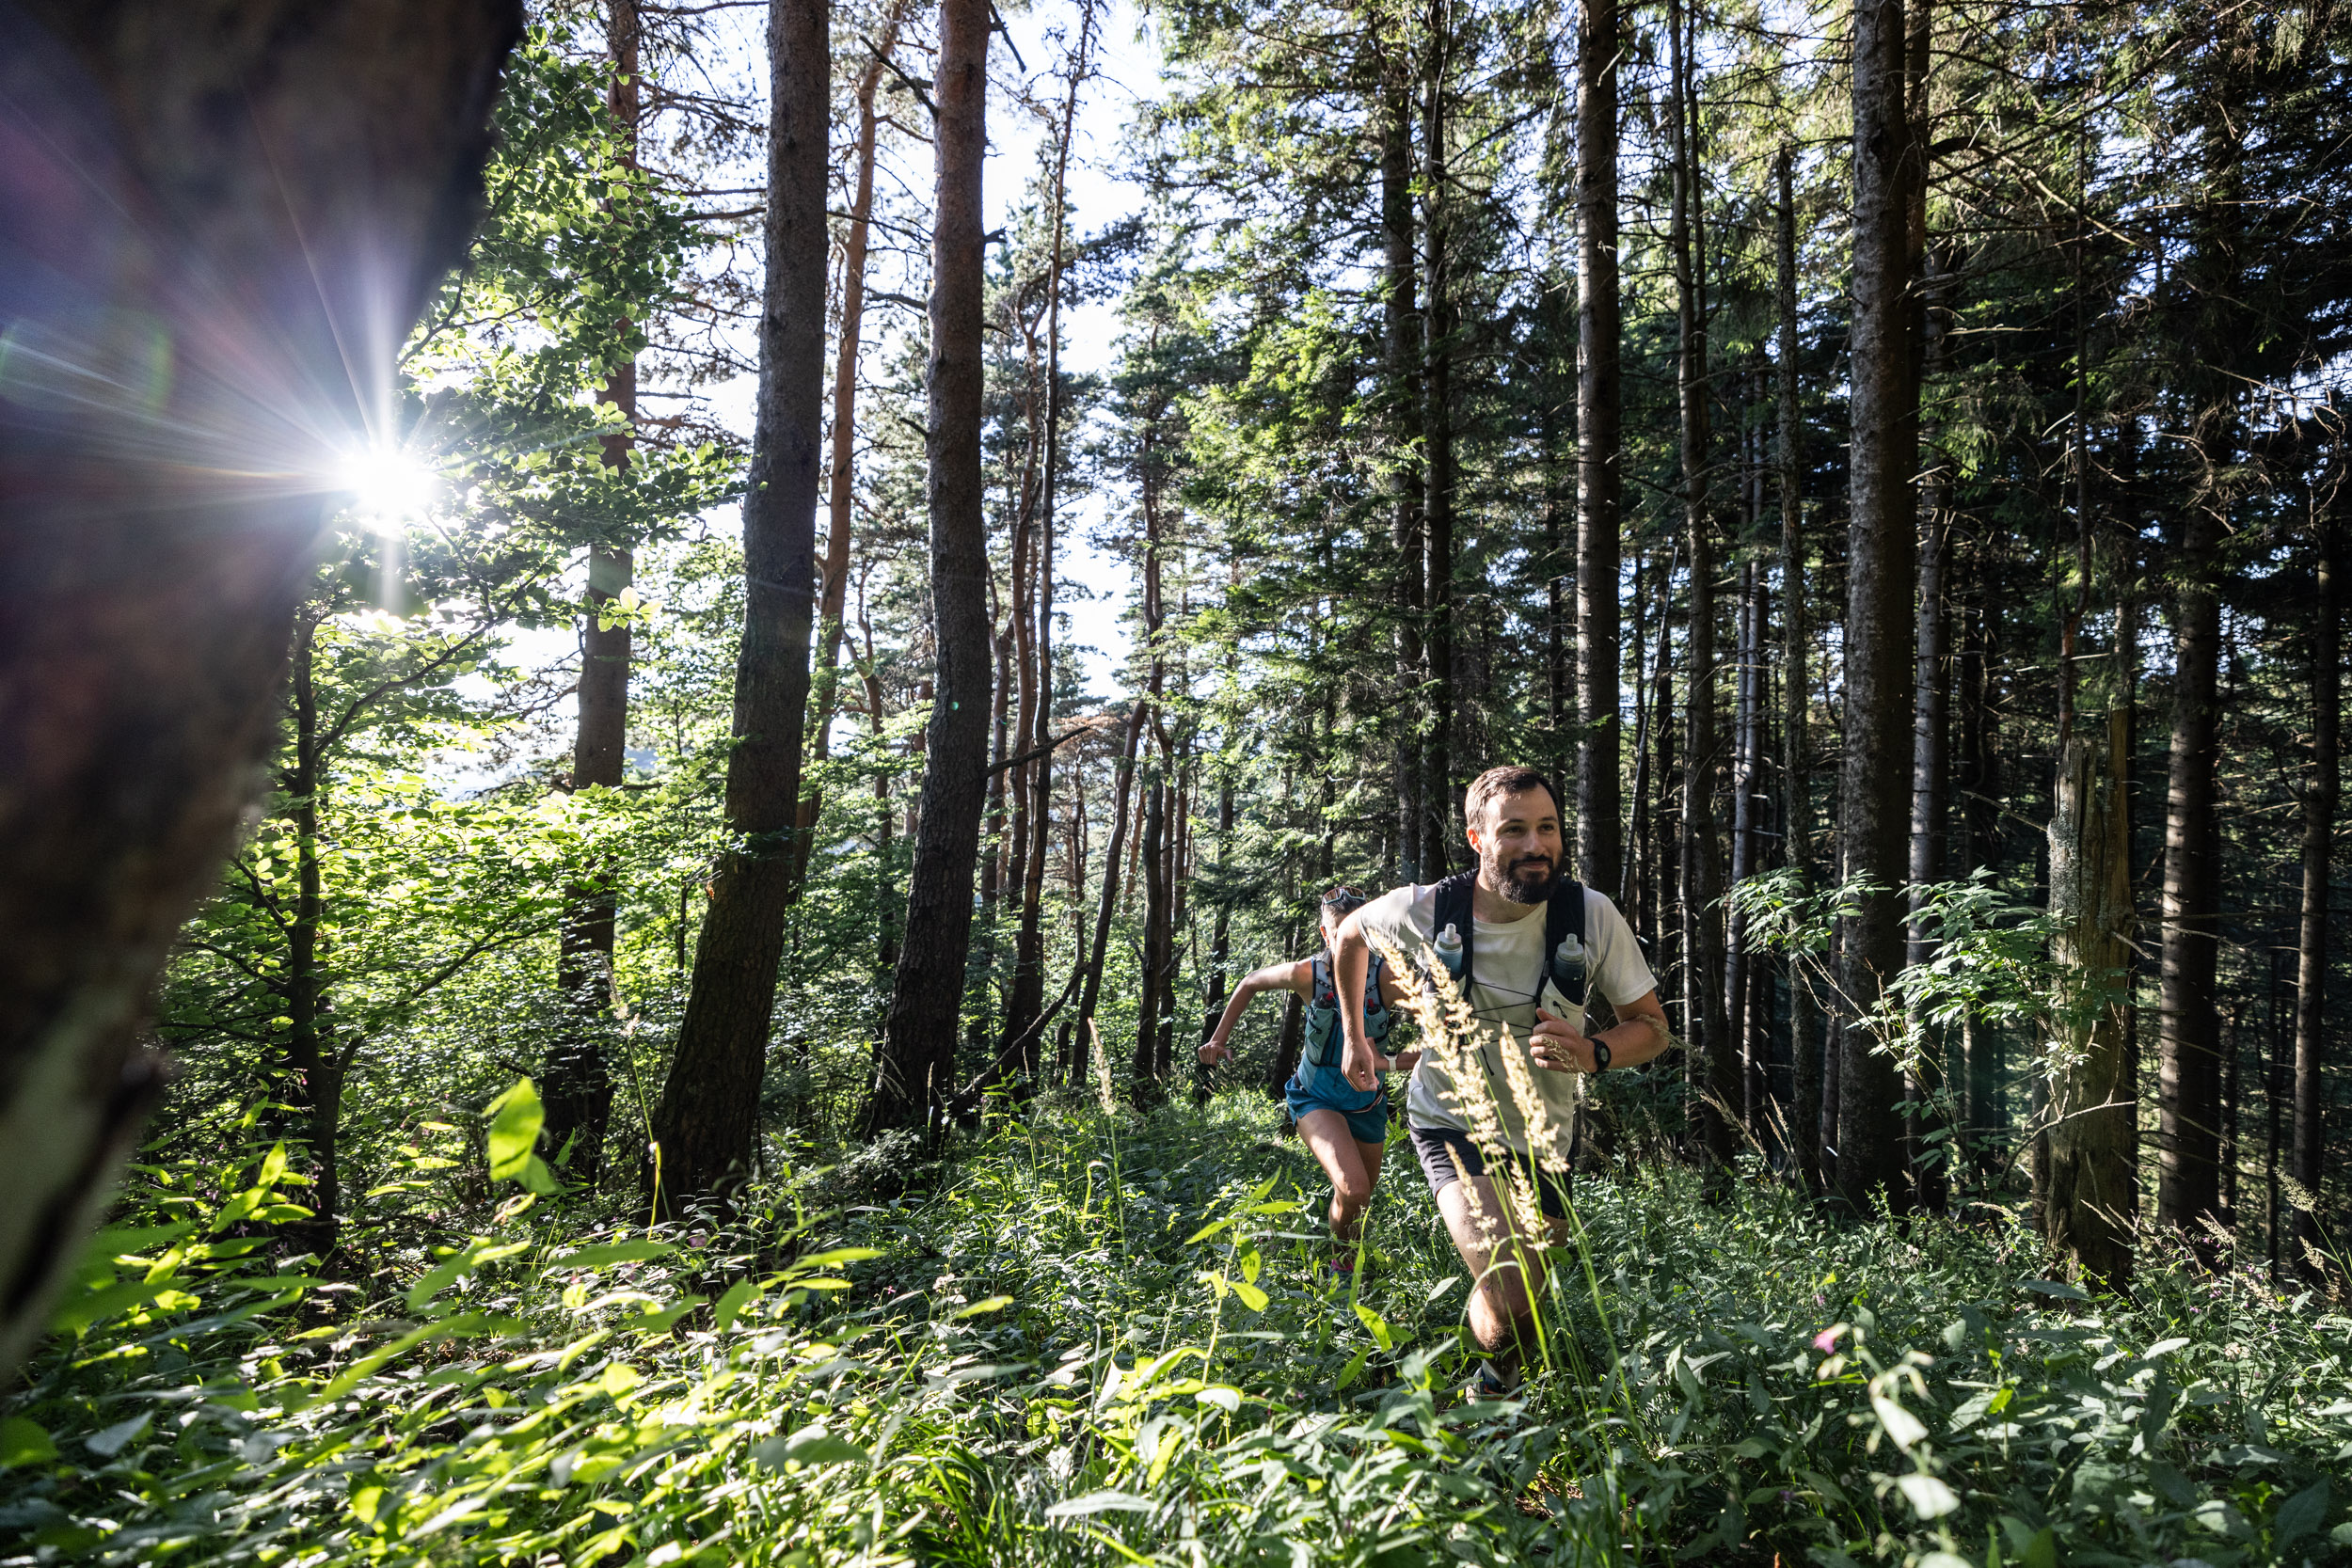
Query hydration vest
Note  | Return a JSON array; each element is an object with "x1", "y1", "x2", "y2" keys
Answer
[
  {"x1": 1427, "y1": 869, "x2": 1590, "y2": 1009},
  {"x1": 1300, "y1": 948, "x2": 1391, "y2": 1070}
]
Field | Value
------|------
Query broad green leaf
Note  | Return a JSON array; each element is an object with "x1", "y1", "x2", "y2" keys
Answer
[
  {"x1": 1231, "y1": 1280, "x2": 1268, "y2": 1312},
  {"x1": 0, "y1": 1418, "x2": 56, "y2": 1467},
  {"x1": 712, "y1": 1279, "x2": 758, "y2": 1332},
  {"x1": 952, "y1": 1294, "x2": 1012, "y2": 1318},
  {"x1": 484, "y1": 1079, "x2": 545, "y2": 1180},
  {"x1": 1354, "y1": 1300, "x2": 1394, "y2": 1352},
  {"x1": 555, "y1": 1240, "x2": 674, "y2": 1270}
]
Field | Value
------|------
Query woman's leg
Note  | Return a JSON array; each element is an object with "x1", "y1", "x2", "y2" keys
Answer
[{"x1": 1295, "y1": 1109, "x2": 1377, "y2": 1255}]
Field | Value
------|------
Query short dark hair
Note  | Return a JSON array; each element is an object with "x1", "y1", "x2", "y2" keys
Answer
[{"x1": 1463, "y1": 766, "x2": 1564, "y2": 831}]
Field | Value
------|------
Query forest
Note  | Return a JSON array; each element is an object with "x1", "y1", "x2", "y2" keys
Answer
[{"x1": 2, "y1": 0, "x2": 2350, "y2": 1562}]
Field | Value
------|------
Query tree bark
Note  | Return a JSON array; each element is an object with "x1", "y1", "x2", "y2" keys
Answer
[
  {"x1": 1380, "y1": 38, "x2": 1423, "y2": 885},
  {"x1": 863, "y1": 0, "x2": 991, "y2": 1139},
  {"x1": 651, "y1": 0, "x2": 828, "y2": 1199},
  {"x1": 1667, "y1": 0, "x2": 1732, "y2": 1171},
  {"x1": 2155, "y1": 493, "x2": 2224, "y2": 1247},
  {"x1": 786, "y1": 0, "x2": 914, "y2": 900},
  {"x1": 1421, "y1": 34, "x2": 1455, "y2": 876},
  {"x1": 1836, "y1": 0, "x2": 1921, "y2": 1212},
  {"x1": 1776, "y1": 149, "x2": 1821, "y2": 1191},
  {"x1": 2290, "y1": 511, "x2": 2336, "y2": 1278},
  {"x1": 546, "y1": 0, "x2": 643, "y2": 1180},
  {"x1": 0, "y1": 0, "x2": 517, "y2": 1378},
  {"x1": 2042, "y1": 711, "x2": 2137, "y2": 1287},
  {"x1": 1575, "y1": 0, "x2": 1623, "y2": 897},
  {"x1": 1074, "y1": 703, "x2": 1148, "y2": 1077}
]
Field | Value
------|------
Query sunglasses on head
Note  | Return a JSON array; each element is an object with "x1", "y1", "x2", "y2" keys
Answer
[{"x1": 1320, "y1": 887, "x2": 1367, "y2": 916}]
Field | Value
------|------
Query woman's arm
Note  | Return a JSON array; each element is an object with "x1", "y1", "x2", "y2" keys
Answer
[{"x1": 1198, "y1": 958, "x2": 1313, "y2": 1065}]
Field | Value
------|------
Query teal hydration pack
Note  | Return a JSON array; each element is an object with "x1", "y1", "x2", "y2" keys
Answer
[{"x1": 1300, "y1": 949, "x2": 1391, "y2": 1070}]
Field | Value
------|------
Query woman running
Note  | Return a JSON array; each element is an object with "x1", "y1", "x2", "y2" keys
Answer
[{"x1": 1198, "y1": 889, "x2": 1420, "y2": 1282}]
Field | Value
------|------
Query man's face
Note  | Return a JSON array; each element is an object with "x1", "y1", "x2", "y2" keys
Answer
[{"x1": 1468, "y1": 787, "x2": 1564, "y2": 905}]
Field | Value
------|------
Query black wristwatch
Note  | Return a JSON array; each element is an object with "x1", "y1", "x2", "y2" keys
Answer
[{"x1": 1591, "y1": 1039, "x2": 1611, "y2": 1071}]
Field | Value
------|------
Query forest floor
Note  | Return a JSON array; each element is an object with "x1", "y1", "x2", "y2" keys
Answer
[{"x1": 8, "y1": 1094, "x2": 2352, "y2": 1567}]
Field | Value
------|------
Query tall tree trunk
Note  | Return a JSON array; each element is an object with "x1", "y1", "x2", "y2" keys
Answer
[
  {"x1": 1074, "y1": 704, "x2": 1147, "y2": 1080},
  {"x1": 650, "y1": 0, "x2": 827, "y2": 1199},
  {"x1": 0, "y1": 0, "x2": 517, "y2": 1378},
  {"x1": 862, "y1": 0, "x2": 991, "y2": 1139},
  {"x1": 546, "y1": 0, "x2": 641, "y2": 1180},
  {"x1": 283, "y1": 616, "x2": 340, "y2": 1250},
  {"x1": 2156, "y1": 492, "x2": 2224, "y2": 1247},
  {"x1": 787, "y1": 0, "x2": 914, "y2": 899},
  {"x1": 1835, "y1": 0, "x2": 1920, "y2": 1211},
  {"x1": 1421, "y1": 24, "x2": 1455, "y2": 876},
  {"x1": 1381, "y1": 36, "x2": 1424, "y2": 885},
  {"x1": 1729, "y1": 555, "x2": 1761, "y2": 1132},
  {"x1": 1777, "y1": 149, "x2": 1821, "y2": 1190},
  {"x1": 1576, "y1": 0, "x2": 1623, "y2": 896},
  {"x1": 1000, "y1": 5, "x2": 1095, "y2": 1089},
  {"x1": 2042, "y1": 710, "x2": 2137, "y2": 1286},
  {"x1": 2290, "y1": 511, "x2": 2337, "y2": 1278},
  {"x1": 1904, "y1": 239, "x2": 1952, "y2": 1210},
  {"x1": 1667, "y1": 0, "x2": 1731, "y2": 1169}
]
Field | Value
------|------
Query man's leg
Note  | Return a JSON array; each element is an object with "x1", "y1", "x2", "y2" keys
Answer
[
  {"x1": 1295, "y1": 1109, "x2": 1379, "y2": 1258},
  {"x1": 1434, "y1": 1171, "x2": 1573, "y2": 1377}
]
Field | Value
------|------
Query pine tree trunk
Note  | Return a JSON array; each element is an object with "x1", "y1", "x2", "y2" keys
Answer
[
  {"x1": 651, "y1": 0, "x2": 827, "y2": 1198},
  {"x1": 2290, "y1": 510, "x2": 2335, "y2": 1278},
  {"x1": 2156, "y1": 493, "x2": 2224, "y2": 1248},
  {"x1": 284, "y1": 616, "x2": 341, "y2": 1251},
  {"x1": 1074, "y1": 705, "x2": 1148, "y2": 1077},
  {"x1": 1667, "y1": 0, "x2": 1732, "y2": 1169},
  {"x1": 1421, "y1": 47, "x2": 1455, "y2": 876},
  {"x1": 787, "y1": 1, "x2": 912, "y2": 899},
  {"x1": 547, "y1": 0, "x2": 643, "y2": 1176},
  {"x1": 1381, "y1": 40, "x2": 1424, "y2": 885},
  {"x1": 2042, "y1": 711, "x2": 2137, "y2": 1286},
  {"x1": 1575, "y1": 0, "x2": 1623, "y2": 896},
  {"x1": 0, "y1": 0, "x2": 517, "y2": 1378},
  {"x1": 1836, "y1": 0, "x2": 1921, "y2": 1211},
  {"x1": 862, "y1": 0, "x2": 992, "y2": 1140},
  {"x1": 1777, "y1": 149, "x2": 1821, "y2": 1190}
]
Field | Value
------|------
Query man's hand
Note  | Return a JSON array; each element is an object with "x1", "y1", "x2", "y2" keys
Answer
[
  {"x1": 1384, "y1": 1048, "x2": 1422, "y2": 1074},
  {"x1": 1530, "y1": 1007, "x2": 1599, "y2": 1073}
]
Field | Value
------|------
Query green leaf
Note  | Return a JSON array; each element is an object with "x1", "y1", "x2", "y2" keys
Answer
[
  {"x1": 951, "y1": 1295, "x2": 1012, "y2": 1319},
  {"x1": 484, "y1": 1079, "x2": 545, "y2": 1180},
  {"x1": 1231, "y1": 1280, "x2": 1268, "y2": 1312},
  {"x1": 0, "y1": 1418, "x2": 57, "y2": 1467},
  {"x1": 2275, "y1": 1480, "x2": 2329, "y2": 1546},
  {"x1": 85, "y1": 1414, "x2": 150, "y2": 1459},
  {"x1": 51, "y1": 1277, "x2": 182, "y2": 1336},
  {"x1": 712, "y1": 1279, "x2": 758, "y2": 1332},
  {"x1": 1043, "y1": 1490, "x2": 1156, "y2": 1519},
  {"x1": 1353, "y1": 1300, "x2": 1394, "y2": 1352},
  {"x1": 555, "y1": 1240, "x2": 674, "y2": 1270}
]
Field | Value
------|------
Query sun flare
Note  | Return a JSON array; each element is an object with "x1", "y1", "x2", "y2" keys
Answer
[{"x1": 336, "y1": 445, "x2": 439, "y2": 529}]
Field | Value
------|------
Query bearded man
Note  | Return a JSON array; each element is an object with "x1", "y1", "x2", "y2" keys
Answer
[{"x1": 1330, "y1": 765, "x2": 1672, "y2": 1397}]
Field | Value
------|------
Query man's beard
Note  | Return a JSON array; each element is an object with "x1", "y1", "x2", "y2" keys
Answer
[{"x1": 1494, "y1": 853, "x2": 1556, "y2": 904}]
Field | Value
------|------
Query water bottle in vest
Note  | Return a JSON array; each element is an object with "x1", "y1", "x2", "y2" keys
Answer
[
  {"x1": 1435, "y1": 922, "x2": 1464, "y2": 977},
  {"x1": 1552, "y1": 931, "x2": 1587, "y2": 1004}
]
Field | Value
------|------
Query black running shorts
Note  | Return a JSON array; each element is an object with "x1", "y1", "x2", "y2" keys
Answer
[{"x1": 1409, "y1": 1124, "x2": 1573, "y2": 1220}]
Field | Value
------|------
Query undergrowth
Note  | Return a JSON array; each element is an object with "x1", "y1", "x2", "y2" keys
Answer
[{"x1": 5, "y1": 1091, "x2": 2349, "y2": 1566}]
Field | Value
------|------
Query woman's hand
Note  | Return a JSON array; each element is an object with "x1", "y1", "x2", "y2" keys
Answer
[
  {"x1": 1530, "y1": 1007, "x2": 1599, "y2": 1073},
  {"x1": 1197, "y1": 1038, "x2": 1233, "y2": 1068},
  {"x1": 1382, "y1": 1048, "x2": 1422, "y2": 1074}
]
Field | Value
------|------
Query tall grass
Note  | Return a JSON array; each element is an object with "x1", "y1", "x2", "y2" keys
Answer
[{"x1": 5, "y1": 1091, "x2": 2348, "y2": 1565}]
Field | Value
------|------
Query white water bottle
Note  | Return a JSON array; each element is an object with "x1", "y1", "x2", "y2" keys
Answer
[{"x1": 1434, "y1": 922, "x2": 1464, "y2": 976}]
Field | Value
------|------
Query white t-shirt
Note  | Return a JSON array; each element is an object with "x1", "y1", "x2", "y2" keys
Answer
[{"x1": 1357, "y1": 880, "x2": 1655, "y2": 1168}]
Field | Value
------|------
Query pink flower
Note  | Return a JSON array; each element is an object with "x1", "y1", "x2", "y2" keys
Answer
[{"x1": 1814, "y1": 1327, "x2": 1841, "y2": 1354}]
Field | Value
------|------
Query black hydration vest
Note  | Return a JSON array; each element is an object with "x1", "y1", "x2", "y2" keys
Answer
[{"x1": 1427, "y1": 869, "x2": 1590, "y2": 1008}]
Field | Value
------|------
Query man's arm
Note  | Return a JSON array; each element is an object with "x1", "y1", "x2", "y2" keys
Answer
[
  {"x1": 1330, "y1": 910, "x2": 1379, "y2": 1091},
  {"x1": 1530, "y1": 989, "x2": 1673, "y2": 1074},
  {"x1": 1198, "y1": 959, "x2": 1311, "y2": 1065}
]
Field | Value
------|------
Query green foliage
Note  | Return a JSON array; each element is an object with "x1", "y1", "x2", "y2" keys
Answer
[{"x1": 10, "y1": 1097, "x2": 2349, "y2": 1565}]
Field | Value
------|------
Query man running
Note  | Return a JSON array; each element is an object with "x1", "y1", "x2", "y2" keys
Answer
[
  {"x1": 1330, "y1": 765, "x2": 1672, "y2": 1396},
  {"x1": 1199, "y1": 889, "x2": 1421, "y2": 1283}
]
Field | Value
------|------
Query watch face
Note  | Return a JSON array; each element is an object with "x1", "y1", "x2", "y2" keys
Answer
[{"x1": 1593, "y1": 1040, "x2": 1611, "y2": 1070}]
